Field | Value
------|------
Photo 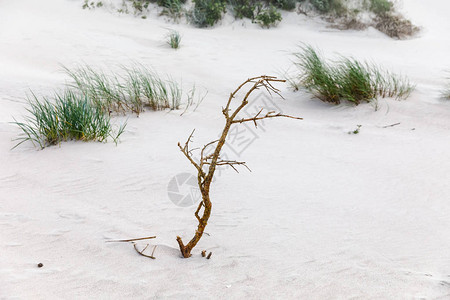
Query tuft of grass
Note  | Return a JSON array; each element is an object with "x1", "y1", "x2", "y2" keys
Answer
[
  {"x1": 12, "y1": 90, "x2": 125, "y2": 149},
  {"x1": 348, "y1": 124, "x2": 361, "y2": 134},
  {"x1": 293, "y1": 45, "x2": 414, "y2": 105},
  {"x1": 63, "y1": 65, "x2": 124, "y2": 113},
  {"x1": 64, "y1": 64, "x2": 182, "y2": 115},
  {"x1": 166, "y1": 30, "x2": 182, "y2": 49}
]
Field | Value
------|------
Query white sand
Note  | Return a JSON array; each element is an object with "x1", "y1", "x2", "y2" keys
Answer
[{"x1": 1, "y1": 0, "x2": 450, "y2": 298}]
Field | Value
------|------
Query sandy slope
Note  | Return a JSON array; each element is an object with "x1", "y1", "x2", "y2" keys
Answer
[{"x1": 1, "y1": 0, "x2": 450, "y2": 299}]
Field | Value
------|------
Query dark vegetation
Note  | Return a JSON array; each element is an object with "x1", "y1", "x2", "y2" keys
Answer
[{"x1": 82, "y1": 0, "x2": 418, "y2": 37}]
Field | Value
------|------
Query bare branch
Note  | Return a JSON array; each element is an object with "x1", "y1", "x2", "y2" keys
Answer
[
  {"x1": 176, "y1": 75, "x2": 301, "y2": 258},
  {"x1": 178, "y1": 129, "x2": 206, "y2": 178},
  {"x1": 224, "y1": 76, "x2": 285, "y2": 119}
]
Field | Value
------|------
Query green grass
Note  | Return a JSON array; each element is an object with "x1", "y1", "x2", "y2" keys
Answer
[
  {"x1": 369, "y1": 0, "x2": 393, "y2": 15},
  {"x1": 64, "y1": 64, "x2": 182, "y2": 115},
  {"x1": 12, "y1": 90, "x2": 125, "y2": 149},
  {"x1": 12, "y1": 64, "x2": 196, "y2": 149},
  {"x1": 167, "y1": 30, "x2": 182, "y2": 49},
  {"x1": 293, "y1": 45, "x2": 414, "y2": 105}
]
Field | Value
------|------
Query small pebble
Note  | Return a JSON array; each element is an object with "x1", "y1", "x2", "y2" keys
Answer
[{"x1": 37, "y1": 263, "x2": 43, "y2": 268}]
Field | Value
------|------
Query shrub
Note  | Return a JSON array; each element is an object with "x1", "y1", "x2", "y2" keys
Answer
[
  {"x1": 190, "y1": 0, "x2": 226, "y2": 27},
  {"x1": 82, "y1": 0, "x2": 104, "y2": 9},
  {"x1": 159, "y1": 0, "x2": 185, "y2": 19},
  {"x1": 255, "y1": 5, "x2": 282, "y2": 28},
  {"x1": 310, "y1": 0, "x2": 346, "y2": 16},
  {"x1": 166, "y1": 30, "x2": 182, "y2": 49},
  {"x1": 369, "y1": 0, "x2": 392, "y2": 15},
  {"x1": 302, "y1": 0, "x2": 417, "y2": 38},
  {"x1": 272, "y1": 0, "x2": 296, "y2": 11},
  {"x1": 229, "y1": 0, "x2": 256, "y2": 19},
  {"x1": 310, "y1": 0, "x2": 329, "y2": 12},
  {"x1": 374, "y1": 13, "x2": 419, "y2": 39},
  {"x1": 157, "y1": 0, "x2": 186, "y2": 7},
  {"x1": 130, "y1": 0, "x2": 150, "y2": 14},
  {"x1": 293, "y1": 45, "x2": 414, "y2": 105},
  {"x1": 12, "y1": 90, "x2": 125, "y2": 149},
  {"x1": 333, "y1": 16, "x2": 368, "y2": 30}
]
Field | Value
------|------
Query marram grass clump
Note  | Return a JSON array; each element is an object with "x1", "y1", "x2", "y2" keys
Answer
[
  {"x1": 12, "y1": 90, "x2": 126, "y2": 149},
  {"x1": 166, "y1": 30, "x2": 182, "y2": 49},
  {"x1": 292, "y1": 45, "x2": 414, "y2": 105},
  {"x1": 64, "y1": 65, "x2": 181, "y2": 115}
]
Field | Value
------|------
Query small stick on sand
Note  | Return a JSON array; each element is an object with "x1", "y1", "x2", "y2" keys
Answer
[
  {"x1": 106, "y1": 236, "x2": 156, "y2": 243},
  {"x1": 382, "y1": 122, "x2": 401, "y2": 128}
]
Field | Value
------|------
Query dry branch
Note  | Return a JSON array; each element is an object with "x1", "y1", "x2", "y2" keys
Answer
[{"x1": 176, "y1": 76, "x2": 301, "y2": 258}]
